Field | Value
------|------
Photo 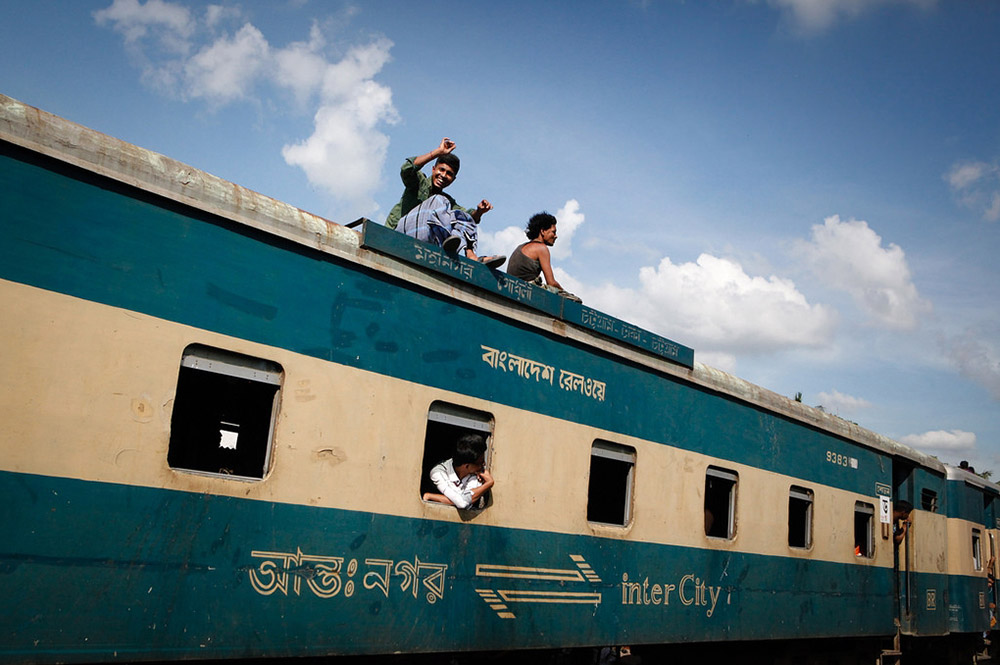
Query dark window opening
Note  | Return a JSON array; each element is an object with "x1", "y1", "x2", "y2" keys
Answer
[
  {"x1": 168, "y1": 344, "x2": 282, "y2": 480},
  {"x1": 788, "y1": 486, "x2": 814, "y2": 549},
  {"x1": 418, "y1": 402, "x2": 494, "y2": 505},
  {"x1": 705, "y1": 467, "x2": 738, "y2": 539},
  {"x1": 587, "y1": 441, "x2": 635, "y2": 527},
  {"x1": 854, "y1": 502, "x2": 874, "y2": 558},
  {"x1": 974, "y1": 529, "x2": 983, "y2": 571},
  {"x1": 921, "y1": 488, "x2": 939, "y2": 513}
]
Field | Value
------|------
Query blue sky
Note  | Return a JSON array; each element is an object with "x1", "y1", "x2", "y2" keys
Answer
[{"x1": 3, "y1": 0, "x2": 999, "y2": 472}]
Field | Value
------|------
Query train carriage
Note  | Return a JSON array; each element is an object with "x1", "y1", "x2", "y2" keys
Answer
[{"x1": 0, "y1": 93, "x2": 995, "y2": 664}]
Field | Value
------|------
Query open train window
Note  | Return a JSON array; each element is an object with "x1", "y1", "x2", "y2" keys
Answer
[
  {"x1": 854, "y1": 502, "x2": 874, "y2": 558},
  {"x1": 419, "y1": 402, "x2": 494, "y2": 505},
  {"x1": 788, "y1": 486, "x2": 814, "y2": 549},
  {"x1": 705, "y1": 466, "x2": 738, "y2": 539},
  {"x1": 921, "y1": 488, "x2": 938, "y2": 512},
  {"x1": 973, "y1": 529, "x2": 983, "y2": 571},
  {"x1": 168, "y1": 344, "x2": 282, "y2": 480},
  {"x1": 587, "y1": 441, "x2": 635, "y2": 527}
]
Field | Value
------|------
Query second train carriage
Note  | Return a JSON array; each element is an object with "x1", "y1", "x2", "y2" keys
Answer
[{"x1": 0, "y1": 92, "x2": 996, "y2": 664}]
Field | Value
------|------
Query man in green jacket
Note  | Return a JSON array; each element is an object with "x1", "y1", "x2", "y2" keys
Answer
[{"x1": 385, "y1": 138, "x2": 504, "y2": 267}]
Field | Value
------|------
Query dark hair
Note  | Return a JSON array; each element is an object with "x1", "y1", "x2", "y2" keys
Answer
[
  {"x1": 525, "y1": 212, "x2": 557, "y2": 240},
  {"x1": 435, "y1": 152, "x2": 460, "y2": 175},
  {"x1": 895, "y1": 500, "x2": 913, "y2": 514},
  {"x1": 453, "y1": 433, "x2": 486, "y2": 465}
]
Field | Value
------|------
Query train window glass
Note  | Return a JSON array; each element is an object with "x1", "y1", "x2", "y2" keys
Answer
[
  {"x1": 921, "y1": 488, "x2": 938, "y2": 513},
  {"x1": 419, "y1": 402, "x2": 494, "y2": 505},
  {"x1": 705, "y1": 467, "x2": 738, "y2": 539},
  {"x1": 587, "y1": 441, "x2": 636, "y2": 527},
  {"x1": 973, "y1": 529, "x2": 983, "y2": 571},
  {"x1": 788, "y1": 486, "x2": 814, "y2": 549},
  {"x1": 854, "y1": 502, "x2": 874, "y2": 558},
  {"x1": 168, "y1": 344, "x2": 282, "y2": 480}
]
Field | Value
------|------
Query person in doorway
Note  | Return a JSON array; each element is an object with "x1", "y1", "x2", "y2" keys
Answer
[
  {"x1": 422, "y1": 433, "x2": 494, "y2": 510},
  {"x1": 893, "y1": 500, "x2": 913, "y2": 546}
]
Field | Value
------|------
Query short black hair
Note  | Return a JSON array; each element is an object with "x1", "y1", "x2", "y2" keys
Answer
[
  {"x1": 453, "y1": 433, "x2": 486, "y2": 465},
  {"x1": 435, "y1": 152, "x2": 460, "y2": 175},
  {"x1": 895, "y1": 500, "x2": 913, "y2": 514},
  {"x1": 525, "y1": 212, "x2": 557, "y2": 240}
]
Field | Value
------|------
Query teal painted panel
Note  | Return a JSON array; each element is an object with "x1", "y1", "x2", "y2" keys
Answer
[
  {"x1": 1, "y1": 471, "x2": 896, "y2": 664},
  {"x1": 360, "y1": 221, "x2": 694, "y2": 368},
  {"x1": 360, "y1": 219, "x2": 565, "y2": 317},
  {"x1": 561, "y1": 299, "x2": 694, "y2": 368},
  {"x1": 900, "y1": 570, "x2": 951, "y2": 636},
  {"x1": 945, "y1": 478, "x2": 990, "y2": 523},
  {"x1": 0, "y1": 144, "x2": 886, "y2": 495},
  {"x1": 947, "y1": 574, "x2": 991, "y2": 634}
]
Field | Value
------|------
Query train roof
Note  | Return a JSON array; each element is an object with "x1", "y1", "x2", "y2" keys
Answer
[
  {"x1": 0, "y1": 92, "x2": 947, "y2": 476},
  {"x1": 945, "y1": 464, "x2": 1000, "y2": 493}
]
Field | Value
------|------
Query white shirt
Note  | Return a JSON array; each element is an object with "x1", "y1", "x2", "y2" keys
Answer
[{"x1": 429, "y1": 458, "x2": 483, "y2": 509}]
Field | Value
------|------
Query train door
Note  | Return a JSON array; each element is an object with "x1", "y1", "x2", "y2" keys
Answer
[{"x1": 892, "y1": 460, "x2": 914, "y2": 631}]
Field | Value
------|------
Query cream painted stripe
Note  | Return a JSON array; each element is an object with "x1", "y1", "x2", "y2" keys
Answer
[
  {"x1": 945, "y1": 518, "x2": 992, "y2": 578},
  {"x1": 4, "y1": 278, "x2": 891, "y2": 570}
]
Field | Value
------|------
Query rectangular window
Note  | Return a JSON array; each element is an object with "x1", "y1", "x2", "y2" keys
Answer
[
  {"x1": 788, "y1": 486, "x2": 814, "y2": 549},
  {"x1": 168, "y1": 344, "x2": 282, "y2": 480},
  {"x1": 419, "y1": 402, "x2": 494, "y2": 506},
  {"x1": 921, "y1": 488, "x2": 938, "y2": 512},
  {"x1": 587, "y1": 441, "x2": 636, "y2": 527},
  {"x1": 705, "y1": 466, "x2": 738, "y2": 539},
  {"x1": 854, "y1": 502, "x2": 874, "y2": 558},
  {"x1": 973, "y1": 529, "x2": 983, "y2": 571}
]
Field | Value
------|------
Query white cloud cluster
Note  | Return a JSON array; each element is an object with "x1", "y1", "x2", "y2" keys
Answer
[
  {"x1": 587, "y1": 252, "x2": 838, "y2": 357},
  {"x1": 94, "y1": 0, "x2": 397, "y2": 219},
  {"x1": 900, "y1": 429, "x2": 976, "y2": 453},
  {"x1": 767, "y1": 0, "x2": 936, "y2": 32},
  {"x1": 945, "y1": 160, "x2": 1000, "y2": 222},
  {"x1": 796, "y1": 215, "x2": 930, "y2": 330},
  {"x1": 816, "y1": 389, "x2": 872, "y2": 415}
]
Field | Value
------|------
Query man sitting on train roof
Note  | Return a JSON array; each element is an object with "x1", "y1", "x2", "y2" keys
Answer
[
  {"x1": 507, "y1": 211, "x2": 582, "y2": 302},
  {"x1": 386, "y1": 137, "x2": 505, "y2": 268},
  {"x1": 422, "y1": 433, "x2": 494, "y2": 510},
  {"x1": 396, "y1": 194, "x2": 505, "y2": 268}
]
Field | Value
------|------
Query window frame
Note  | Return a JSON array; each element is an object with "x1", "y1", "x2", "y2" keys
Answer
[
  {"x1": 704, "y1": 466, "x2": 739, "y2": 540},
  {"x1": 167, "y1": 344, "x2": 282, "y2": 481},
  {"x1": 854, "y1": 501, "x2": 875, "y2": 559},
  {"x1": 788, "y1": 485, "x2": 814, "y2": 550},
  {"x1": 418, "y1": 401, "x2": 495, "y2": 507},
  {"x1": 586, "y1": 440, "x2": 636, "y2": 528}
]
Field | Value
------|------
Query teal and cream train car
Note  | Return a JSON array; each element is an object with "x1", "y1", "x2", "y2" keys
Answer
[{"x1": 0, "y1": 93, "x2": 994, "y2": 664}]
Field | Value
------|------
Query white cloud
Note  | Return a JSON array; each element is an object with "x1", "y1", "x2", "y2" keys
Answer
[
  {"x1": 552, "y1": 199, "x2": 584, "y2": 260},
  {"x1": 94, "y1": 0, "x2": 193, "y2": 50},
  {"x1": 183, "y1": 23, "x2": 270, "y2": 104},
  {"x1": 767, "y1": 0, "x2": 936, "y2": 32},
  {"x1": 946, "y1": 326, "x2": 1000, "y2": 402},
  {"x1": 585, "y1": 253, "x2": 838, "y2": 356},
  {"x1": 796, "y1": 215, "x2": 930, "y2": 329},
  {"x1": 282, "y1": 39, "x2": 398, "y2": 217},
  {"x1": 96, "y1": 0, "x2": 398, "y2": 220},
  {"x1": 946, "y1": 160, "x2": 1000, "y2": 222},
  {"x1": 900, "y1": 429, "x2": 977, "y2": 453},
  {"x1": 816, "y1": 389, "x2": 872, "y2": 415}
]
